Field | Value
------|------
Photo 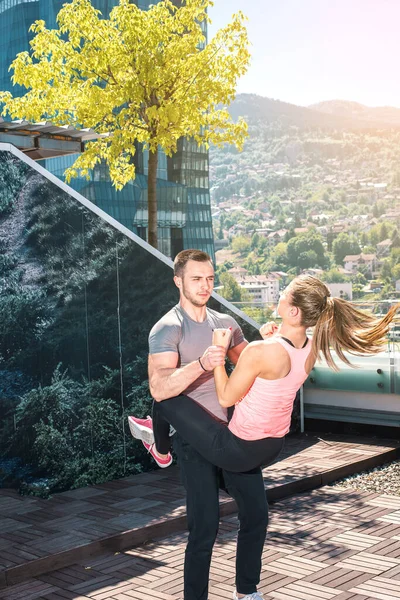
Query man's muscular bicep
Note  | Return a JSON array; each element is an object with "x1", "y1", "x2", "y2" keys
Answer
[
  {"x1": 149, "y1": 351, "x2": 179, "y2": 373},
  {"x1": 148, "y1": 352, "x2": 179, "y2": 396}
]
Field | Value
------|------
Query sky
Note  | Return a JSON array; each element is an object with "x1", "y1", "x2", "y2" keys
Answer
[{"x1": 208, "y1": 0, "x2": 400, "y2": 108}]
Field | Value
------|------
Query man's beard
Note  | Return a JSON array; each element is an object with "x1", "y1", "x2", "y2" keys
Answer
[{"x1": 182, "y1": 284, "x2": 209, "y2": 307}]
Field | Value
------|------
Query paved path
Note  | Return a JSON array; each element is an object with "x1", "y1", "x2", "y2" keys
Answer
[
  {"x1": 0, "y1": 434, "x2": 399, "y2": 589},
  {"x1": 2, "y1": 486, "x2": 400, "y2": 599}
]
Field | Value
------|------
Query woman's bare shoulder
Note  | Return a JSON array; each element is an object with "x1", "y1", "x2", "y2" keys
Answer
[{"x1": 246, "y1": 339, "x2": 288, "y2": 357}]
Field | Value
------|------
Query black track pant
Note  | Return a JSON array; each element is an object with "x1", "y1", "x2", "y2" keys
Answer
[
  {"x1": 173, "y1": 433, "x2": 268, "y2": 599},
  {"x1": 152, "y1": 394, "x2": 284, "y2": 473}
]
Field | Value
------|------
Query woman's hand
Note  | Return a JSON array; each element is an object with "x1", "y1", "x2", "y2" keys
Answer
[
  {"x1": 212, "y1": 327, "x2": 232, "y2": 353},
  {"x1": 259, "y1": 321, "x2": 279, "y2": 340}
]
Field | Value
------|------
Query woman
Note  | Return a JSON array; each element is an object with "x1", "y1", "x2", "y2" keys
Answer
[{"x1": 129, "y1": 275, "x2": 398, "y2": 473}]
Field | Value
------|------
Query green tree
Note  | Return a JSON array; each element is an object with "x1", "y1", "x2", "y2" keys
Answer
[
  {"x1": 390, "y1": 248, "x2": 400, "y2": 267},
  {"x1": 380, "y1": 222, "x2": 389, "y2": 241},
  {"x1": 219, "y1": 272, "x2": 242, "y2": 302},
  {"x1": 286, "y1": 231, "x2": 328, "y2": 270},
  {"x1": 392, "y1": 263, "x2": 400, "y2": 280},
  {"x1": 231, "y1": 235, "x2": 251, "y2": 256},
  {"x1": 241, "y1": 305, "x2": 273, "y2": 324},
  {"x1": 294, "y1": 213, "x2": 302, "y2": 228},
  {"x1": 0, "y1": 154, "x2": 28, "y2": 215},
  {"x1": 284, "y1": 228, "x2": 296, "y2": 243},
  {"x1": 297, "y1": 250, "x2": 318, "y2": 269},
  {"x1": 321, "y1": 269, "x2": 350, "y2": 283},
  {"x1": 326, "y1": 228, "x2": 335, "y2": 252},
  {"x1": 0, "y1": 288, "x2": 47, "y2": 364},
  {"x1": 246, "y1": 255, "x2": 254, "y2": 273},
  {"x1": 380, "y1": 259, "x2": 392, "y2": 282},
  {"x1": 360, "y1": 232, "x2": 369, "y2": 247},
  {"x1": 391, "y1": 229, "x2": 400, "y2": 248},
  {"x1": 268, "y1": 242, "x2": 288, "y2": 270},
  {"x1": 0, "y1": 0, "x2": 250, "y2": 249},
  {"x1": 352, "y1": 283, "x2": 364, "y2": 299},
  {"x1": 370, "y1": 229, "x2": 379, "y2": 246},
  {"x1": 351, "y1": 271, "x2": 367, "y2": 285},
  {"x1": 258, "y1": 236, "x2": 268, "y2": 255},
  {"x1": 379, "y1": 282, "x2": 395, "y2": 299},
  {"x1": 332, "y1": 232, "x2": 361, "y2": 266},
  {"x1": 251, "y1": 232, "x2": 260, "y2": 250}
]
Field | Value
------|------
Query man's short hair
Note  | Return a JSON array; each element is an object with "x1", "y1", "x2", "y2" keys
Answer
[{"x1": 174, "y1": 249, "x2": 212, "y2": 277}]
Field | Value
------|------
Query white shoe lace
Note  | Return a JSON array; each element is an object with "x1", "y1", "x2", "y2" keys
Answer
[{"x1": 235, "y1": 593, "x2": 264, "y2": 600}]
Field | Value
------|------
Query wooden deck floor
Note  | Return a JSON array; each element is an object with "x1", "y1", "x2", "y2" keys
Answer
[
  {"x1": 2, "y1": 486, "x2": 400, "y2": 599},
  {"x1": 0, "y1": 433, "x2": 399, "y2": 591}
]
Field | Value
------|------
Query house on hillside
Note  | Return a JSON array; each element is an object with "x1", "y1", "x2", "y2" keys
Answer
[
  {"x1": 269, "y1": 271, "x2": 289, "y2": 282},
  {"x1": 381, "y1": 210, "x2": 400, "y2": 222},
  {"x1": 228, "y1": 225, "x2": 246, "y2": 238},
  {"x1": 228, "y1": 266, "x2": 249, "y2": 280},
  {"x1": 255, "y1": 228, "x2": 273, "y2": 238},
  {"x1": 237, "y1": 275, "x2": 279, "y2": 304},
  {"x1": 359, "y1": 217, "x2": 379, "y2": 233},
  {"x1": 344, "y1": 253, "x2": 376, "y2": 276},
  {"x1": 294, "y1": 227, "x2": 309, "y2": 235},
  {"x1": 267, "y1": 229, "x2": 288, "y2": 248}
]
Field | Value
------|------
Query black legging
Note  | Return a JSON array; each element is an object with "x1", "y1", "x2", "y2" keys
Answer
[{"x1": 152, "y1": 395, "x2": 284, "y2": 473}]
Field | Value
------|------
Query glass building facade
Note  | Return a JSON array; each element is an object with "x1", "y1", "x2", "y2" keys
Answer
[{"x1": 0, "y1": 0, "x2": 214, "y2": 260}]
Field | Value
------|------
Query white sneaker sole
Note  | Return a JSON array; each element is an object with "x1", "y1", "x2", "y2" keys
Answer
[
  {"x1": 128, "y1": 417, "x2": 155, "y2": 445},
  {"x1": 154, "y1": 455, "x2": 173, "y2": 468}
]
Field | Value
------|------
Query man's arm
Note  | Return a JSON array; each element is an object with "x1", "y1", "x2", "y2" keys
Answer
[
  {"x1": 227, "y1": 340, "x2": 248, "y2": 365},
  {"x1": 149, "y1": 345, "x2": 226, "y2": 402}
]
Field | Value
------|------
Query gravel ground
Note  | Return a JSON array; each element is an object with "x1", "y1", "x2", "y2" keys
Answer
[{"x1": 332, "y1": 458, "x2": 400, "y2": 495}]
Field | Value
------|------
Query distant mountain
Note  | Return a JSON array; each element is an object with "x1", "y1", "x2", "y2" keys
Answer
[
  {"x1": 228, "y1": 94, "x2": 400, "y2": 129},
  {"x1": 310, "y1": 100, "x2": 400, "y2": 126}
]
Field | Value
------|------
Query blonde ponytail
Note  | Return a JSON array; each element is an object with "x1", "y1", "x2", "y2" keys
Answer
[
  {"x1": 313, "y1": 298, "x2": 399, "y2": 370},
  {"x1": 288, "y1": 274, "x2": 399, "y2": 371}
]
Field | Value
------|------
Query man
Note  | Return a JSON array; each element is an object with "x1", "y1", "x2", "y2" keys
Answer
[{"x1": 131, "y1": 249, "x2": 267, "y2": 600}]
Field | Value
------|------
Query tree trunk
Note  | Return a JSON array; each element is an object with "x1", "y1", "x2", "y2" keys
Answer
[{"x1": 147, "y1": 148, "x2": 158, "y2": 249}]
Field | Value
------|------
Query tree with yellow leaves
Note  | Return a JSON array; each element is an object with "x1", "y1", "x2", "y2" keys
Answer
[{"x1": 0, "y1": 0, "x2": 250, "y2": 249}]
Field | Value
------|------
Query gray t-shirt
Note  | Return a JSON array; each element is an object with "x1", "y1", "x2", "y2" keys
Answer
[{"x1": 149, "y1": 304, "x2": 246, "y2": 422}]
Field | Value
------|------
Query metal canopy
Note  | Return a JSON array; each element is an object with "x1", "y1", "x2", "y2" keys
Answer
[{"x1": 0, "y1": 118, "x2": 104, "y2": 160}]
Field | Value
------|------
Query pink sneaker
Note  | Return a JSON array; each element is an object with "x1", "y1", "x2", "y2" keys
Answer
[
  {"x1": 143, "y1": 441, "x2": 173, "y2": 469},
  {"x1": 128, "y1": 415, "x2": 172, "y2": 468},
  {"x1": 128, "y1": 415, "x2": 154, "y2": 445}
]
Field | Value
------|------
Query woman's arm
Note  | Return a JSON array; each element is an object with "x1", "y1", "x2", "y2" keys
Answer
[{"x1": 214, "y1": 342, "x2": 265, "y2": 408}]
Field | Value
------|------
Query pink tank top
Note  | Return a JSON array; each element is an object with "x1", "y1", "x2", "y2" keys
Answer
[{"x1": 228, "y1": 337, "x2": 312, "y2": 441}]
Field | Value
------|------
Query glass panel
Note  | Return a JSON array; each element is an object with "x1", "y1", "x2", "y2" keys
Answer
[
  {"x1": 304, "y1": 352, "x2": 391, "y2": 394},
  {"x1": 389, "y1": 337, "x2": 400, "y2": 395},
  {"x1": 0, "y1": 147, "x2": 264, "y2": 495}
]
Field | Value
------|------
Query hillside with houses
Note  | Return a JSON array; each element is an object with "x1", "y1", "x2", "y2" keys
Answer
[{"x1": 210, "y1": 95, "x2": 400, "y2": 315}]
